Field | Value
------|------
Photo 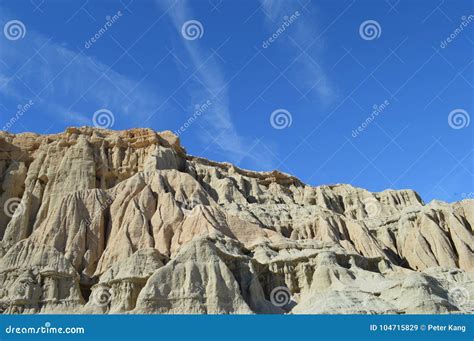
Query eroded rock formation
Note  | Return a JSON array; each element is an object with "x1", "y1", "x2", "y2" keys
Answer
[{"x1": 0, "y1": 127, "x2": 472, "y2": 314}]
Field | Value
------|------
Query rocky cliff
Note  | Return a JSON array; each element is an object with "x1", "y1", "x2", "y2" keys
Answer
[{"x1": 0, "y1": 127, "x2": 472, "y2": 314}]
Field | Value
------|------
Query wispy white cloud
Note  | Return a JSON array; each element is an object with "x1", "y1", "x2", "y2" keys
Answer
[
  {"x1": 0, "y1": 5, "x2": 275, "y2": 169},
  {"x1": 0, "y1": 15, "x2": 164, "y2": 129},
  {"x1": 157, "y1": 0, "x2": 275, "y2": 168},
  {"x1": 259, "y1": 0, "x2": 337, "y2": 105}
]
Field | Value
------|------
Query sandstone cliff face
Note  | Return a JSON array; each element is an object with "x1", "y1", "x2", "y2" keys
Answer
[{"x1": 0, "y1": 127, "x2": 472, "y2": 314}]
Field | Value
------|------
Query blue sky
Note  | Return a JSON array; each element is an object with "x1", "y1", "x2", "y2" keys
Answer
[{"x1": 0, "y1": 0, "x2": 472, "y2": 203}]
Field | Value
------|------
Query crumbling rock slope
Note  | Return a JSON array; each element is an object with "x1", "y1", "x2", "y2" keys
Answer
[{"x1": 0, "y1": 127, "x2": 472, "y2": 314}]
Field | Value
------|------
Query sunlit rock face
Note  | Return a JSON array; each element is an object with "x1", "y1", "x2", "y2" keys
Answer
[{"x1": 0, "y1": 127, "x2": 472, "y2": 314}]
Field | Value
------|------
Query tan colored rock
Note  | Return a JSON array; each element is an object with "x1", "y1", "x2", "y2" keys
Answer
[
  {"x1": 134, "y1": 236, "x2": 279, "y2": 314},
  {"x1": 0, "y1": 127, "x2": 472, "y2": 314}
]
